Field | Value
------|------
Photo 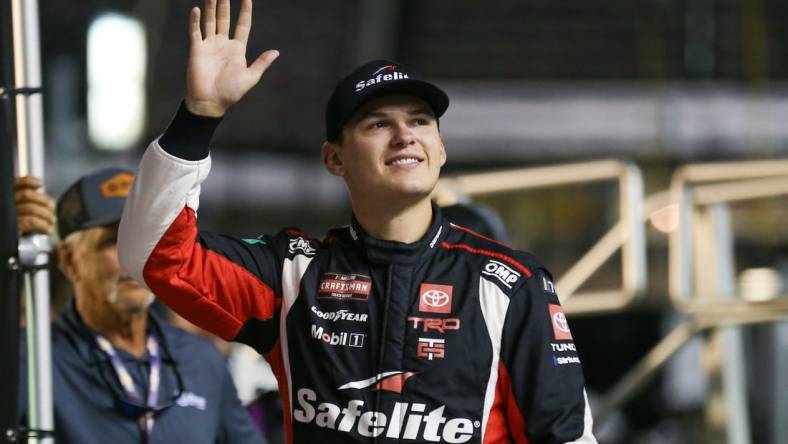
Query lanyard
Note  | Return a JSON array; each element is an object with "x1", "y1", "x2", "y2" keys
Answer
[{"x1": 95, "y1": 334, "x2": 162, "y2": 435}]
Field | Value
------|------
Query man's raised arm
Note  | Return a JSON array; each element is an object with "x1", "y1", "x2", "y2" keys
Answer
[{"x1": 118, "y1": 0, "x2": 281, "y2": 342}]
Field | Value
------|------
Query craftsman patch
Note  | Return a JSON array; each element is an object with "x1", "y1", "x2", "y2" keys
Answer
[{"x1": 318, "y1": 273, "x2": 372, "y2": 301}]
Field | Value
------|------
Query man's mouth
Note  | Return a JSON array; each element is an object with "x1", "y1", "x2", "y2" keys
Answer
[{"x1": 385, "y1": 155, "x2": 423, "y2": 166}]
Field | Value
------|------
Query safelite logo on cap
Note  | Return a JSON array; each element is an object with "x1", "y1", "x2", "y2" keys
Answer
[{"x1": 355, "y1": 65, "x2": 410, "y2": 92}]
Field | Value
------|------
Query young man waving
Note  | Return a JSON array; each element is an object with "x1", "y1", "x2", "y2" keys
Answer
[{"x1": 118, "y1": 0, "x2": 597, "y2": 442}]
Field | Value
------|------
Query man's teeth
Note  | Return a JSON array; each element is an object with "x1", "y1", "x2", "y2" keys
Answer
[{"x1": 391, "y1": 158, "x2": 419, "y2": 165}]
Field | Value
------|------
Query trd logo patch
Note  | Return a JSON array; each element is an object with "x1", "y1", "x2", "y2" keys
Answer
[
  {"x1": 548, "y1": 304, "x2": 573, "y2": 341},
  {"x1": 407, "y1": 317, "x2": 460, "y2": 333},
  {"x1": 318, "y1": 273, "x2": 372, "y2": 301},
  {"x1": 418, "y1": 284, "x2": 453, "y2": 314},
  {"x1": 416, "y1": 338, "x2": 445, "y2": 360}
]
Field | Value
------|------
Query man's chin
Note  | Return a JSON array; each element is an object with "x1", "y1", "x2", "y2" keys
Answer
[{"x1": 111, "y1": 289, "x2": 154, "y2": 315}]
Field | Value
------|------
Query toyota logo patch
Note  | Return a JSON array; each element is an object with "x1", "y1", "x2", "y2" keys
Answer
[
  {"x1": 548, "y1": 304, "x2": 573, "y2": 340},
  {"x1": 418, "y1": 284, "x2": 453, "y2": 313}
]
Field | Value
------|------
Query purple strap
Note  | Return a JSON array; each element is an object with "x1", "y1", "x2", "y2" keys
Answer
[{"x1": 95, "y1": 334, "x2": 161, "y2": 434}]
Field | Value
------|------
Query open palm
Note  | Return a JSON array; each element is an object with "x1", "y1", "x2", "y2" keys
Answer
[{"x1": 185, "y1": 0, "x2": 279, "y2": 117}]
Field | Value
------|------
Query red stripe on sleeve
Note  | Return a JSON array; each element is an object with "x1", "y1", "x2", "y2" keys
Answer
[
  {"x1": 441, "y1": 242, "x2": 532, "y2": 277},
  {"x1": 142, "y1": 207, "x2": 277, "y2": 340}
]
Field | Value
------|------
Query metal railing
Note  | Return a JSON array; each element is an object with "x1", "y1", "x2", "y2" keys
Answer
[
  {"x1": 435, "y1": 158, "x2": 788, "y2": 443},
  {"x1": 598, "y1": 158, "x2": 788, "y2": 444},
  {"x1": 433, "y1": 159, "x2": 646, "y2": 315}
]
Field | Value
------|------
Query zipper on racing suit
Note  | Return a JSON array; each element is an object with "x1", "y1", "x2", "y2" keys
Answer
[{"x1": 373, "y1": 264, "x2": 394, "y2": 444}]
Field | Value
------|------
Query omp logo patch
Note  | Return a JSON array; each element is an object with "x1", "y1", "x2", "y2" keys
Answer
[
  {"x1": 482, "y1": 260, "x2": 521, "y2": 288},
  {"x1": 418, "y1": 284, "x2": 453, "y2": 314},
  {"x1": 548, "y1": 304, "x2": 573, "y2": 341},
  {"x1": 318, "y1": 273, "x2": 372, "y2": 301},
  {"x1": 100, "y1": 173, "x2": 133, "y2": 198}
]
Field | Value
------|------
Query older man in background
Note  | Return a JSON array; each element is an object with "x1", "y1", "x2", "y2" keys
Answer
[{"x1": 15, "y1": 170, "x2": 263, "y2": 444}]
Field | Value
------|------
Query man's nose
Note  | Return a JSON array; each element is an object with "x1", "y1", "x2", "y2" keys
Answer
[{"x1": 390, "y1": 122, "x2": 416, "y2": 148}]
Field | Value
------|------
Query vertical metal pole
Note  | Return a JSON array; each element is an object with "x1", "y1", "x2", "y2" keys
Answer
[
  {"x1": 11, "y1": 0, "x2": 45, "y2": 177},
  {"x1": 10, "y1": 0, "x2": 53, "y2": 441},
  {"x1": 696, "y1": 204, "x2": 751, "y2": 444},
  {"x1": 774, "y1": 321, "x2": 788, "y2": 444}
]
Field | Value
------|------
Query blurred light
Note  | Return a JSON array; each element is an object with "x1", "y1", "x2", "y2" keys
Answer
[
  {"x1": 649, "y1": 203, "x2": 679, "y2": 233},
  {"x1": 738, "y1": 268, "x2": 783, "y2": 301},
  {"x1": 87, "y1": 13, "x2": 146, "y2": 151}
]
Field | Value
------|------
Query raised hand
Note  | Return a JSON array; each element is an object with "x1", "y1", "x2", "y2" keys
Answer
[{"x1": 185, "y1": 0, "x2": 279, "y2": 117}]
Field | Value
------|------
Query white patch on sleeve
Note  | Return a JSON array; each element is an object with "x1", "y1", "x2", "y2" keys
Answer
[
  {"x1": 478, "y1": 276, "x2": 511, "y2": 441},
  {"x1": 279, "y1": 254, "x2": 314, "y2": 417},
  {"x1": 117, "y1": 139, "x2": 211, "y2": 288}
]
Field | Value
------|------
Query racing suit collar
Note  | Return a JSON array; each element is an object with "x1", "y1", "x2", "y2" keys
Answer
[{"x1": 349, "y1": 202, "x2": 448, "y2": 265}]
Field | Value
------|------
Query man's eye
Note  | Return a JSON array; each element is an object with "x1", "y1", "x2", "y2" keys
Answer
[
  {"x1": 370, "y1": 121, "x2": 387, "y2": 129},
  {"x1": 415, "y1": 118, "x2": 428, "y2": 125}
]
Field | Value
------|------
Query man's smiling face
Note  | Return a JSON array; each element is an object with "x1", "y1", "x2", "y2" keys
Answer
[{"x1": 323, "y1": 94, "x2": 447, "y2": 203}]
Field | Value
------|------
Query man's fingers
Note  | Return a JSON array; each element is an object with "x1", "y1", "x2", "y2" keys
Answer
[
  {"x1": 16, "y1": 202, "x2": 56, "y2": 225},
  {"x1": 15, "y1": 176, "x2": 42, "y2": 189},
  {"x1": 15, "y1": 187, "x2": 53, "y2": 208},
  {"x1": 189, "y1": 7, "x2": 203, "y2": 45},
  {"x1": 203, "y1": 0, "x2": 216, "y2": 37},
  {"x1": 249, "y1": 49, "x2": 280, "y2": 79},
  {"x1": 233, "y1": 0, "x2": 252, "y2": 44},
  {"x1": 18, "y1": 216, "x2": 54, "y2": 236},
  {"x1": 216, "y1": 0, "x2": 231, "y2": 36}
]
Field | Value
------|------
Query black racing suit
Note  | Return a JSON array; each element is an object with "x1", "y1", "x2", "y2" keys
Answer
[{"x1": 118, "y1": 105, "x2": 597, "y2": 444}]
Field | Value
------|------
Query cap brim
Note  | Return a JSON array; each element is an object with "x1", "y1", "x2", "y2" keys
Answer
[{"x1": 342, "y1": 79, "x2": 450, "y2": 128}]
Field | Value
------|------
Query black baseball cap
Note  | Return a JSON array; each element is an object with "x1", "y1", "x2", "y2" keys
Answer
[
  {"x1": 56, "y1": 168, "x2": 134, "y2": 239},
  {"x1": 325, "y1": 59, "x2": 449, "y2": 142}
]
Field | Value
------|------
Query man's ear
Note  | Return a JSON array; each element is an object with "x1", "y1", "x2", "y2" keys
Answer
[
  {"x1": 57, "y1": 242, "x2": 79, "y2": 283},
  {"x1": 321, "y1": 141, "x2": 345, "y2": 177},
  {"x1": 438, "y1": 138, "x2": 447, "y2": 167}
]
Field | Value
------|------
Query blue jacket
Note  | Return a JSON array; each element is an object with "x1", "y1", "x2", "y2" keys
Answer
[{"x1": 18, "y1": 303, "x2": 264, "y2": 444}]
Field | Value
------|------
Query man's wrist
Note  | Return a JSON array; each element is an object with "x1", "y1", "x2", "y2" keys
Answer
[
  {"x1": 158, "y1": 101, "x2": 223, "y2": 161},
  {"x1": 184, "y1": 98, "x2": 227, "y2": 118}
]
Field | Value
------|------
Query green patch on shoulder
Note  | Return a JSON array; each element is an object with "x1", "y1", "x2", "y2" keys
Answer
[{"x1": 242, "y1": 238, "x2": 267, "y2": 246}]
